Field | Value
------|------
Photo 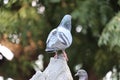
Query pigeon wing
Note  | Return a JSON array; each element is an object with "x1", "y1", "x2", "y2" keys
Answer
[
  {"x1": 46, "y1": 28, "x2": 58, "y2": 51},
  {"x1": 57, "y1": 27, "x2": 72, "y2": 48},
  {"x1": 46, "y1": 28, "x2": 57, "y2": 44}
]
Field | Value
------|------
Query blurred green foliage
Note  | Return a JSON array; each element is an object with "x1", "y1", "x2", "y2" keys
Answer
[
  {"x1": 99, "y1": 12, "x2": 120, "y2": 50},
  {"x1": 0, "y1": 0, "x2": 120, "y2": 80}
]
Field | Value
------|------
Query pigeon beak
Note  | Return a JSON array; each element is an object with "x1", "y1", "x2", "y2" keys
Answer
[{"x1": 75, "y1": 73, "x2": 78, "y2": 76}]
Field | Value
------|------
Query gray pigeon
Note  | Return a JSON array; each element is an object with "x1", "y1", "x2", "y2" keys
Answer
[
  {"x1": 75, "y1": 69, "x2": 88, "y2": 80},
  {"x1": 45, "y1": 14, "x2": 72, "y2": 61}
]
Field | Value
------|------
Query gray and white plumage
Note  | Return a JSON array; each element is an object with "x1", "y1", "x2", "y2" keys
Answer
[
  {"x1": 75, "y1": 69, "x2": 88, "y2": 80},
  {"x1": 45, "y1": 14, "x2": 72, "y2": 53}
]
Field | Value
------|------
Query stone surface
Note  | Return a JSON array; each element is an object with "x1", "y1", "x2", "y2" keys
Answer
[{"x1": 30, "y1": 55, "x2": 73, "y2": 80}]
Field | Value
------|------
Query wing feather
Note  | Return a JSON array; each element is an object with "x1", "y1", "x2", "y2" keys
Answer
[{"x1": 46, "y1": 29, "x2": 57, "y2": 44}]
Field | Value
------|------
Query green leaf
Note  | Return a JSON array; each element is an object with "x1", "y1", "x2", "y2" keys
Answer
[{"x1": 49, "y1": 0, "x2": 60, "y2": 3}]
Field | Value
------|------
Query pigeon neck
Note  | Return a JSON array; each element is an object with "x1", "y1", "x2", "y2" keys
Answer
[
  {"x1": 79, "y1": 76, "x2": 88, "y2": 80},
  {"x1": 58, "y1": 25, "x2": 71, "y2": 31},
  {"x1": 59, "y1": 21, "x2": 71, "y2": 31}
]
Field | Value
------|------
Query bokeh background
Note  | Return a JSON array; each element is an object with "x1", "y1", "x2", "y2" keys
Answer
[{"x1": 0, "y1": 0, "x2": 120, "y2": 80}]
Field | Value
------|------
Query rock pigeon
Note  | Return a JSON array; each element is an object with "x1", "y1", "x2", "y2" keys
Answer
[
  {"x1": 45, "y1": 14, "x2": 72, "y2": 61},
  {"x1": 75, "y1": 69, "x2": 88, "y2": 80}
]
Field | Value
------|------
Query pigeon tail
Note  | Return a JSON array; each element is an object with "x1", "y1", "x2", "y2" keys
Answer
[{"x1": 45, "y1": 48, "x2": 56, "y2": 53}]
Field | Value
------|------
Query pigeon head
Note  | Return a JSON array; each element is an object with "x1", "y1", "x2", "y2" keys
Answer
[
  {"x1": 59, "y1": 14, "x2": 72, "y2": 31},
  {"x1": 75, "y1": 69, "x2": 88, "y2": 80}
]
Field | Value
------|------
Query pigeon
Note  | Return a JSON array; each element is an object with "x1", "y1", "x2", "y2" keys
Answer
[
  {"x1": 45, "y1": 14, "x2": 72, "y2": 61},
  {"x1": 75, "y1": 69, "x2": 88, "y2": 80}
]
